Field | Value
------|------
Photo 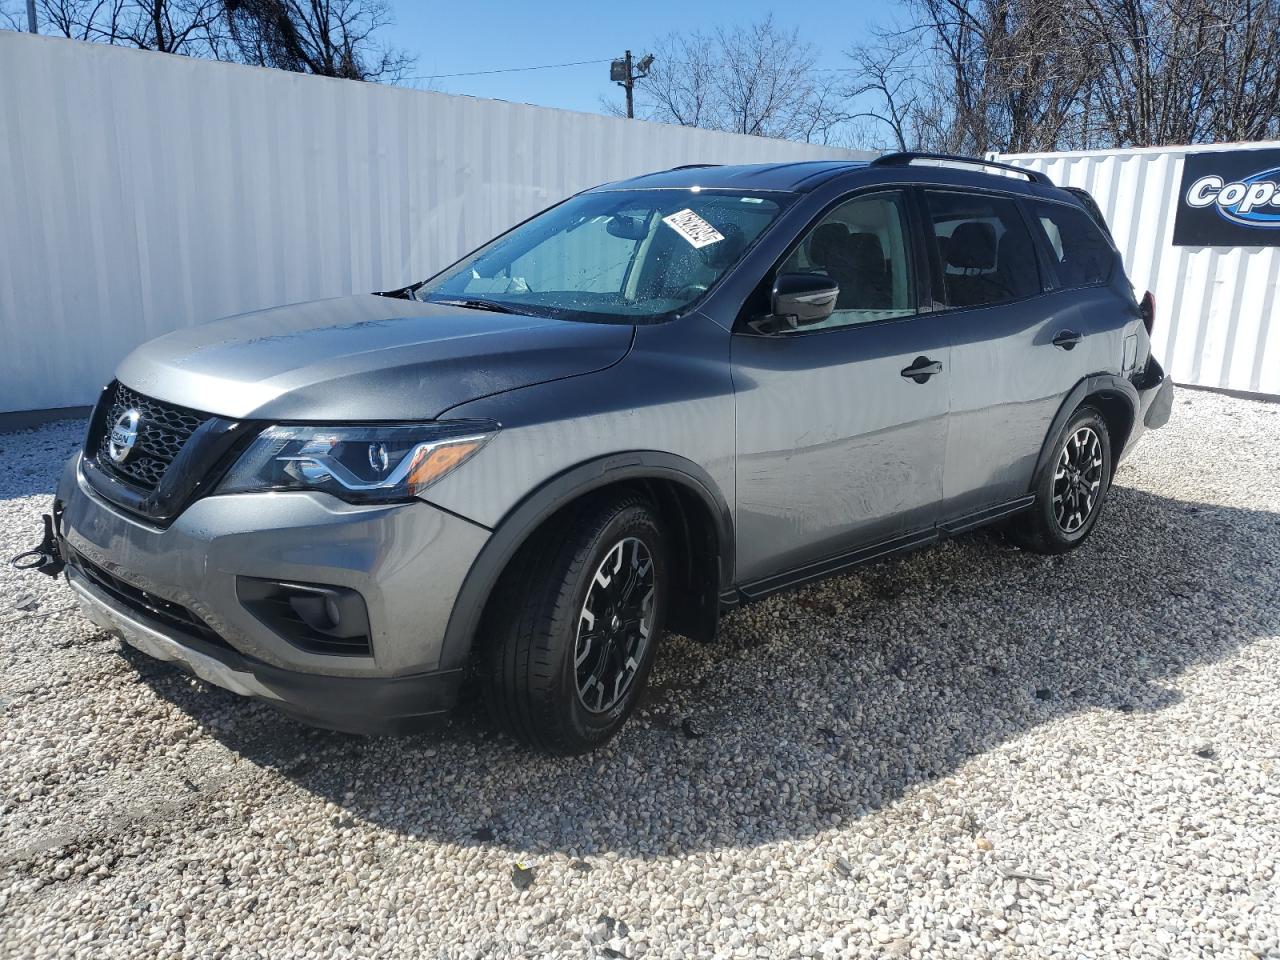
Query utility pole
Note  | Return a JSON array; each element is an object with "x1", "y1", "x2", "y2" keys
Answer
[
  {"x1": 610, "y1": 50, "x2": 654, "y2": 119},
  {"x1": 26, "y1": 0, "x2": 37, "y2": 32}
]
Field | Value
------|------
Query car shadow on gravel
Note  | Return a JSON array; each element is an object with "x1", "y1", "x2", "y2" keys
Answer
[{"x1": 122, "y1": 484, "x2": 1279, "y2": 857}]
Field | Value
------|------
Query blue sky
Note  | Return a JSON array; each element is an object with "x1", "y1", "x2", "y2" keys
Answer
[{"x1": 389, "y1": 1, "x2": 887, "y2": 116}]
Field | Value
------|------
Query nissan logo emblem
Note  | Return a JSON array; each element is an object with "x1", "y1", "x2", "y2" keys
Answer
[{"x1": 108, "y1": 409, "x2": 140, "y2": 464}]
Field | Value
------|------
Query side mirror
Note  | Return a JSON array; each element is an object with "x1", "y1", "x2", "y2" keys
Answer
[{"x1": 771, "y1": 273, "x2": 839, "y2": 328}]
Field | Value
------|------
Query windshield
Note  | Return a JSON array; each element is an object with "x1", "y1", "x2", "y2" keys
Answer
[{"x1": 414, "y1": 189, "x2": 791, "y2": 323}]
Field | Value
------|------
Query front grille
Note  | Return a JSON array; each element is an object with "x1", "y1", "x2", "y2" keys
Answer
[
  {"x1": 95, "y1": 383, "x2": 210, "y2": 491},
  {"x1": 70, "y1": 550, "x2": 233, "y2": 653}
]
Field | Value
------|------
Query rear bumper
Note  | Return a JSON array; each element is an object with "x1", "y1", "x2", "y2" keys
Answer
[
  {"x1": 67, "y1": 561, "x2": 463, "y2": 734},
  {"x1": 1139, "y1": 358, "x2": 1174, "y2": 430},
  {"x1": 1121, "y1": 358, "x2": 1173, "y2": 460}
]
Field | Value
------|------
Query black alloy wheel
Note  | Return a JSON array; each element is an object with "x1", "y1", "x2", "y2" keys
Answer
[
  {"x1": 1009, "y1": 405, "x2": 1113, "y2": 554},
  {"x1": 1053, "y1": 424, "x2": 1105, "y2": 533},
  {"x1": 482, "y1": 494, "x2": 667, "y2": 755},
  {"x1": 574, "y1": 536, "x2": 656, "y2": 714}
]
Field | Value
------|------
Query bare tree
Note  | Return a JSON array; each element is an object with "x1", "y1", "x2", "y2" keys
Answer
[
  {"x1": 792, "y1": 73, "x2": 855, "y2": 146},
  {"x1": 1078, "y1": 0, "x2": 1280, "y2": 146},
  {"x1": 844, "y1": 2, "x2": 1073, "y2": 154},
  {"x1": 610, "y1": 32, "x2": 714, "y2": 128},
  {"x1": 223, "y1": 0, "x2": 413, "y2": 81},
  {"x1": 4, "y1": 0, "x2": 412, "y2": 83},
  {"x1": 908, "y1": 0, "x2": 1094, "y2": 153},
  {"x1": 610, "y1": 15, "x2": 852, "y2": 143},
  {"x1": 847, "y1": 0, "x2": 1280, "y2": 151},
  {"x1": 1206, "y1": 0, "x2": 1280, "y2": 141},
  {"x1": 33, "y1": 0, "x2": 223, "y2": 54},
  {"x1": 0, "y1": 0, "x2": 24, "y2": 29},
  {"x1": 122, "y1": 0, "x2": 223, "y2": 54},
  {"x1": 712, "y1": 17, "x2": 824, "y2": 138},
  {"x1": 845, "y1": 30, "x2": 930, "y2": 150},
  {"x1": 36, "y1": 0, "x2": 117, "y2": 40},
  {"x1": 1075, "y1": 0, "x2": 1213, "y2": 145}
]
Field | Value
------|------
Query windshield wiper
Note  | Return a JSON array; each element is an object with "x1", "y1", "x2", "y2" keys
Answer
[{"x1": 427, "y1": 297, "x2": 518, "y2": 314}]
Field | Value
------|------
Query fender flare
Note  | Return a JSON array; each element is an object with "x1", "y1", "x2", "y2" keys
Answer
[
  {"x1": 1029, "y1": 373, "x2": 1139, "y2": 493},
  {"x1": 434, "y1": 451, "x2": 735, "y2": 672}
]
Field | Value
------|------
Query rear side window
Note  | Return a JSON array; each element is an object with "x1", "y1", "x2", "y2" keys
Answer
[
  {"x1": 1030, "y1": 200, "x2": 1115, "y2": 288},
  {"x1": 923, "y1": 191, "x2": 1041, "y2": 308},
  {"x1": 1063, "y1": 187, "x2": 1113, "y2": 240}
]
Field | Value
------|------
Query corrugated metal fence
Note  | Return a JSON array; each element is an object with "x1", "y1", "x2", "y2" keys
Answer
[
  {"x1": 0, "y1": 32, "x2": 867, "y2": 413},
  {"x1": 5, "y1": 31, "x2": 1273, "y2": 413},
  {"x1": 996, "y1": 144, "x2": 1280, "y2": 397}
]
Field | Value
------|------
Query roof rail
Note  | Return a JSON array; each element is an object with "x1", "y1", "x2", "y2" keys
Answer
[
  {"x1": 669, "y1": 163, "x2": 721, "y2": 171},
  {"x1": 871, "y1": 152, "x2": 1054, "y2": 186}
]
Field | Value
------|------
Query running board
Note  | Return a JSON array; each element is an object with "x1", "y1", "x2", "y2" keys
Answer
[
  {"x1": 937, "y1": 495, "x2": 1035, "y2": 536},
  {"x1": 724, "y1": 494, "x2": 1036, "y2": 607},
  {"x1": 737, "y1": 527, "x2": 939, "y2": 603}
]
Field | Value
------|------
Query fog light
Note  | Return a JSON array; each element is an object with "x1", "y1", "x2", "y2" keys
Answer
[
  {"x1": 288, "y1": 592, "x2": 343, "y2": 632},
  {"x1": 236, "y1": 577, "x2": 372, "y2": 656}
]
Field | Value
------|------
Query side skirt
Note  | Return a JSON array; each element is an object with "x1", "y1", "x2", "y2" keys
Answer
[
  {"x1": 722, "y1": 495, "x2": 1036, "y2": 609},
  {"x1": 937, "y1": 495, "x2": 1035, "y2": 536}
]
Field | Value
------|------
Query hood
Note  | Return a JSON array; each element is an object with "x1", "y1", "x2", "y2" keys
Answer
[{"x1": 114, "y1": 295, "x2": 634, "y2": 421}]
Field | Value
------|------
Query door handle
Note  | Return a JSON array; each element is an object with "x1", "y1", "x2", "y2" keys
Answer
[
  {"x1": 900, "y1": 356, "x2": 943, "y2": 383},
  {"x1": 1052, "y1": 329, "x2": 1083, "y2": 350}
]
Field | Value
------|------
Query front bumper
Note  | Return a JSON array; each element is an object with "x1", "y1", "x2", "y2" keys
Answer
[{"x1": 56, "y1": 453, "x2": 490, "y2": 733}]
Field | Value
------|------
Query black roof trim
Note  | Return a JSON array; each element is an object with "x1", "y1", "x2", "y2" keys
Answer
[{"x1": 871, "y1": 152, "x2": 1054, "y2": 186}]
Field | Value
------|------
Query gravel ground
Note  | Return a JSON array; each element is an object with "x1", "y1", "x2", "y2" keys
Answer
[{"x1": 1, "y1": 389, "x2": 1277, "y2": 960}]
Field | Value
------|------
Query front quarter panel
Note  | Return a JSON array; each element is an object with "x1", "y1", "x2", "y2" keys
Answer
[{"x1": 424, "y1": 313, "x2": 736, "y2": 536}]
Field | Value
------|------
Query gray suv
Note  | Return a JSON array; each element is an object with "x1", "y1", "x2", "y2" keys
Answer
[{"x1": 30, "y1": 154, "x2": 1172, "y2": 754}]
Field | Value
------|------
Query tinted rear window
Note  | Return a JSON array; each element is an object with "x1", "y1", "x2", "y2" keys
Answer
[
  {"x1": 1064, "y1": 188, "x2": 1113, "y2": 239},
  {"x1": 1030, "y1": 201, "x2": 1115, "y2": 288}
]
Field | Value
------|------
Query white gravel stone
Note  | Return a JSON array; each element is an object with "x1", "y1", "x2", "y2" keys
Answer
[{"x1": 1, "y1": 391, "x2": 1278, "y2": 959}]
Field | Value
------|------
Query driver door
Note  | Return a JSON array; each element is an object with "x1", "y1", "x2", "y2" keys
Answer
[{"x1": 731, "y1": 189, "x2": 953, "y2": 589}]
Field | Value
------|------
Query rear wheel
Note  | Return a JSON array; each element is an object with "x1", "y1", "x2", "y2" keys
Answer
[
  {"x1": 1010, "y1": 406, "x2": 1112, "y2": 554},
  {"x1": 481, "y1": 494, "x2": 667, "y2": 755}
]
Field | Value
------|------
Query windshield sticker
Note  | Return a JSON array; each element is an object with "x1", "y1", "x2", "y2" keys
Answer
[{"x1": 662, "y1": 208, "x2": 724, "y2": 248}]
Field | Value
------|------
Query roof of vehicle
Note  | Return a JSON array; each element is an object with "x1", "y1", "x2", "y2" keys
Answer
[
  {"x1": 603, "y1": 160, "x2": 871, "y2": 193},
  {"x1": 598, "y1": 153, "x2": 1063, "y2": 196}
]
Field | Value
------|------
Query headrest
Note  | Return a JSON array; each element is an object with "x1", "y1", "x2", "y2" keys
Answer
[
  {"x1": 997, "y1": 229, "x2": 1037, "y2": 276},
  {"x1": 947, "y1": 222, "x2": 997, "y2": 270},
  {"x1": 809, "y1": 223, "x2": 850, "y2": 264},
  {"x1": 847, "y1": 232, "x2": 885, "y2": 271}
]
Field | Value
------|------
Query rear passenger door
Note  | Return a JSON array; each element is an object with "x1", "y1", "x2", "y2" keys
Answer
[{"x1": 919, "y1": 189, "x2": 1075, "y2": 518}]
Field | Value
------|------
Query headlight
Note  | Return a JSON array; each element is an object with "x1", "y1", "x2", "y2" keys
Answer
[{"x1": 217, "y1": 422, "x2": 497, "y2": 503}]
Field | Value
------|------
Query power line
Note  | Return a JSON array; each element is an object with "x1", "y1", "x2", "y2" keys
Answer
[
  {"x1": 406, "y1": 57, "x2": 612, "y2": 82},
  {"x1": 402, "y1": 19, "x2": 1277, "y2": 90}
]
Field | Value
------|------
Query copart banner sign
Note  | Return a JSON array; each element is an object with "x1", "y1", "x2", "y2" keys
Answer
[{"x1": 1173, "y1": 147, "x2": 1280, "y2": 246}]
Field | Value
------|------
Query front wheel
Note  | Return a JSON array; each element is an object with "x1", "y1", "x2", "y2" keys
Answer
[
  {"x1": 481, "y1": 494, "x2": 667, "y2": 755},
  {"x1": 1010, "y1": 406, "x2": 1112, "y2": 554}
]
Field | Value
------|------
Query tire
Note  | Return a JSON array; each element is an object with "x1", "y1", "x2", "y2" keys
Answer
[
  {"x1": 481, "y1": 493, "x2": 667, "y2": 755},
  {"x1": 1009, "y1": 405, "x2": 1113, "y2": 554}
]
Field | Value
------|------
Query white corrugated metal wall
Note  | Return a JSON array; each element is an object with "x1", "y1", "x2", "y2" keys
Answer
[
  {"x1": 0, "y1": 32, "x2": 869, "y2": 414},
  {"x1": 995, "y1": 143, "x2": 1280, "y2": 397}
]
